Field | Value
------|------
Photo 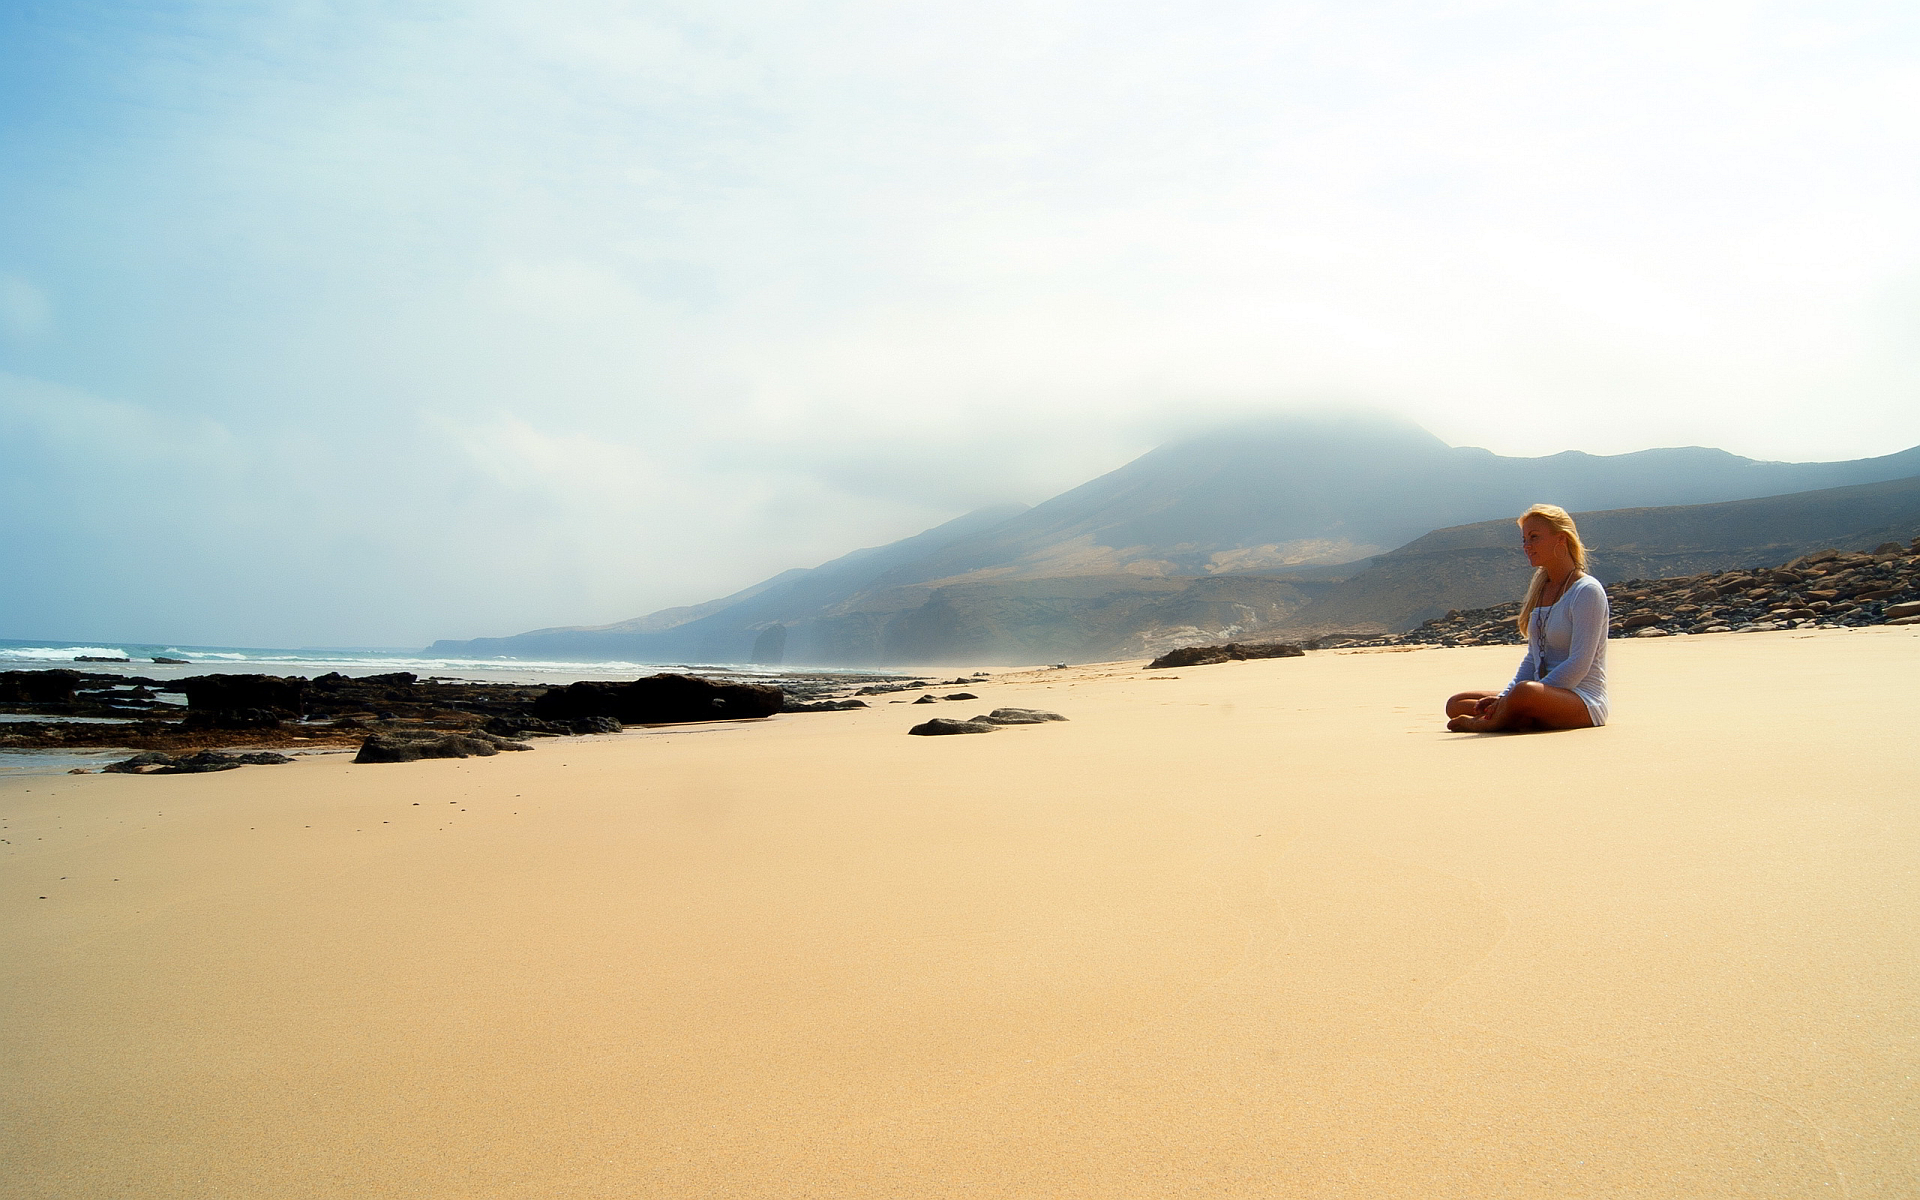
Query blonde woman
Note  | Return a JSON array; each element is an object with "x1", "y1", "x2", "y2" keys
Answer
[{"x1": 1446, "y1": 504, "x2": 1609, "y2": 732}]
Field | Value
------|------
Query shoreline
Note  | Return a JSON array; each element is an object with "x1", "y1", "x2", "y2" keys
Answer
[{"x1": 0, "y1": 621, "x2": 1907, "y2": 776}]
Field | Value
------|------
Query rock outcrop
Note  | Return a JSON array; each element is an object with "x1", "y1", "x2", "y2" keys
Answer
[
  {"x1": 179, "y1": 674, "x2": 310, "y2": 719},
  {"x1": 104, "y1": 750, "x2": 293, "y2": 774},
  {"x1": 907, "y1": 718, "x2": 1000, "y2": 735},
  {"x1": 354, "y1": 731, "x2": 532, "y2": 763},
  {"x1": 531, "y1": 673, "x2": 783, "y2": 725},
  {"x1": 1146, "y1": 642, "x2": 1305, "y2": 669},
  {"x1": 0, "y1": 670, "x2": 79, "y2": 705},
  {"x1": 967, "y1": 708, "x2": 1068, "y2": 724}
]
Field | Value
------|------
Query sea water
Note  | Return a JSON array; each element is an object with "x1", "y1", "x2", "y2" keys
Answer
[
  {"x1": 0, "y1": 639, "x2": 826, "y2": 687},
  {"x1": 1, "y1": 639, "x2": 897, "y2": 777}
]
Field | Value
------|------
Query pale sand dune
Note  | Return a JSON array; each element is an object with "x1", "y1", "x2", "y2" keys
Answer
[{"x1": 4, "y1": 628, "x2": 1918, "y2": 1198}]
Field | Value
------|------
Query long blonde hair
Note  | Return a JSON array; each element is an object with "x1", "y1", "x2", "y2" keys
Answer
[{"x1": 1516, "y1": 504, "x2": 1588, "y2": 638}]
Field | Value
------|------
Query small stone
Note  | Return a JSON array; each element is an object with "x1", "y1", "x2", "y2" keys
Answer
[{"x1": 1633, "y1": 627, "x2": 1671, "y2": 638}]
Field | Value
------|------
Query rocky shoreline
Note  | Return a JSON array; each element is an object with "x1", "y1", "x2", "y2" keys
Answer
[{"x1": 0, "y1": 667, "x2": 923, "y2": 769}]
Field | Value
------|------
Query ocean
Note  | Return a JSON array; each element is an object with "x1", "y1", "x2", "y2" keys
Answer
[{"x1": 0, "y1": 639, "x2": 822, "y2": 687}]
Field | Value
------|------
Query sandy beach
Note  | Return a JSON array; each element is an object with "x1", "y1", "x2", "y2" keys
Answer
[{"x1": 4, "y1": 626, "x2": 1917, "y2": 1198}]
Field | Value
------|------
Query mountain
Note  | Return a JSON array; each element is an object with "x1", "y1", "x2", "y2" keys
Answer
[
  {"x1": 433, "y1": 503, "x2": 1032, "y2": 663},
  {"x1": 428, "y1": 413, "x2": 1920, "y2": 665},
  {"x1": 1278, "y1": 474, "x2": 1920, "y2": 636},
  {"x1": 827, "y1": 411, "x2": 1920, "y2": 587}
]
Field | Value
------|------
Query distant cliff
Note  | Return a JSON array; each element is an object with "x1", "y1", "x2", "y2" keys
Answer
[{"x1": 429, "y1": 413, "x2": 1920, "y2": 665}]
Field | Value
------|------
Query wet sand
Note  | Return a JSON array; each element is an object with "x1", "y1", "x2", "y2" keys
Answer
[{"x1": 4, "y1": 626, "x2": 1917, "y2": 1198}]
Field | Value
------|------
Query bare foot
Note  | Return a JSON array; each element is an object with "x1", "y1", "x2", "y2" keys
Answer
[{"x1": 1448, "y1": 714, "x2": 1491, "y2": 732}]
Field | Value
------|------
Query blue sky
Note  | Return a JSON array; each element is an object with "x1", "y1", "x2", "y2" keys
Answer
[{"x1": 5, "y1": 1, "x2": 1920, "y2": 647}]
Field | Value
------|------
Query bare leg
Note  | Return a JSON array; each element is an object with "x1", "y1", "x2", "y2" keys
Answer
[
  {"x1": 1446, "y1": 690, "x2": 1498, "y2": 719},
  {"x1": 1449, "y1": 681, "x2": 1593, "y2": 733}
]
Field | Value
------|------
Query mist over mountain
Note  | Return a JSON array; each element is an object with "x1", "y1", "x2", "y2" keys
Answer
[{"x1": 430, "y1": 414, "x2": 1920, "y2": 665}]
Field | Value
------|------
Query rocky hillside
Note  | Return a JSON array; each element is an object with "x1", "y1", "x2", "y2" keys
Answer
[
  {"x1": 1344, "y1": 537, "x2": 1920, "y2": 650},
  {"x1": 1278, "y1": 474, "x2": 1920, "y2": 637}
]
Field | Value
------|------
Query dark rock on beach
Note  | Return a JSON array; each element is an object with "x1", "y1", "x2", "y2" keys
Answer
[
  {"x1": 180, "y1": 674, "x2": 310, "y2": 719},
  {"x1": 355, "y1": 731, "x2": 532, "y2": 763},
  {"x1": 969, "y1": 708, "x2": 1069, "y2": 724},
  {"x1": 0, "y1": 670, "x2": 80, "y2": 705},
  {"x1": 567, "y1": 714, "x2": 625, "y2": 734},
  {"x1": 782, "y1": 698, "x2": 870, "y2": 713},
  {"x1": 908, "y1": 718, "x2": 1000, "y2": 735},
  {"x1": 181, "y1": 707, "x2": 287, "y2": 731},
  {"x1": 533, "y1": 673, "x2": 782, "y2": 725},
  {"x1": 481, "y1": 713, "x2": 622, "y2": 737},
  {"x1": 103, "y1": 749, "x2": 294, "y2": 774},
  {"x1": 854, "y1": 681, "x2": 932, "y2": 696},
  {"x1": 1147, "y1": 642, "x2": 1306, "y2": 670}
]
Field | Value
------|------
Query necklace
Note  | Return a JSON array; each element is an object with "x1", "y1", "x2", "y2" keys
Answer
[{"x1": 1540, "y1": 571, "x2": 1578, "y2": 607}]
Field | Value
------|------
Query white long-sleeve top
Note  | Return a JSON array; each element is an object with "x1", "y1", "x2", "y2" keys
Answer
[{"x1": 1500, "y1": 572, "x2": 1610, "y2": 725}]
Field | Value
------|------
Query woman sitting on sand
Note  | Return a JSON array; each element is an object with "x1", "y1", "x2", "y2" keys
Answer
[{"x1": 1446, "y1": 504, "x2": 1609, "y2": 732}]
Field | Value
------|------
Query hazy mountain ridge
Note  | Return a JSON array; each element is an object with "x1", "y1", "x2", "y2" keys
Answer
[
  {"x1": 1280, "y1": 475, "x2": 1920, "y2": 636},
  {"x1": 429, "y1": 415, "x2": 1920, "y2": 665}
]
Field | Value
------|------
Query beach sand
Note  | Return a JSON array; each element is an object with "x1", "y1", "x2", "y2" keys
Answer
[{"x1": 4, "y1": 627, "x2": 1917, "y2": 1198}]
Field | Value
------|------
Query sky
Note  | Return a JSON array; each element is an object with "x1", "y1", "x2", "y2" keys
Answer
[{"x1": 4, "y1": 0, "x2": 1920, "y2": 648}]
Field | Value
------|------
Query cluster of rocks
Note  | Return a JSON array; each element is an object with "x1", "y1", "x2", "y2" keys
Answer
[
  {"x1": 5, "y1": 666, "x2": 918, "y2": 771},
  {"x1": 783, "y1": 698, "x2": 871, "y2": 713},
  {"x1": 1146, "y1": 642, "x2": 1306, "y2": 670},
  {"x1": 850, "y1": 675, "x2": 987, "y2": 697},
  {"x1": 1366, "y1": 537, "x2": 1920, "y2": 648},
  {"x1": 909, "y1": 708, "x2": 1069, "y2": 736}
]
